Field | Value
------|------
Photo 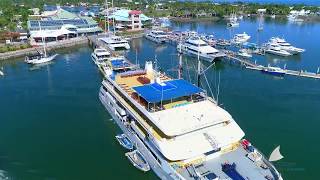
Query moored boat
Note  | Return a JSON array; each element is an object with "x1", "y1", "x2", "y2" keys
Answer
[
  {"x1": 125, "y1": 150, "x2": 150, "y2": 172},
  {"x1": 177, "y1": 37, "x2": 225, "y2": 62},
  {"x1": 265, "y1": 43, "x2": 292, "y2": 57},
  {"x1": 116, "y1": 134, "x2": 134, "y2": 150},
  {"x1": 261, "y1": 66, "x2": 286, "y2": 76},
  {"x1": 91, "y1": 48, "x2": 111, "y2": 65},
  {"x1": 144, "y1": 30, "x2": 167, "y2": 44}
]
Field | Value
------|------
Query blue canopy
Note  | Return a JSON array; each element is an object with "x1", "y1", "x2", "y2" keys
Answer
[{"x1": 132, "y1": 79, "x2": 202, "y2": 103}]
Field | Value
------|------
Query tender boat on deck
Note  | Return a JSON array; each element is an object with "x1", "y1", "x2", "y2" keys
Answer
[
  {"x1": 125, "y1": 150, "x2": 150, "y2": 172},
  {"x1": 116, "y1": 134, "x2": 134, "y2": 150}
]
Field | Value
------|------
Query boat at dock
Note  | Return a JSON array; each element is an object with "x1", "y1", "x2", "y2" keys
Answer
[
  {"x1": 116, "y1": 134, "x2": 134, "y2": 150},
  {"x1": 25, "y1": 21, "x2": 58, "y2": 65},
  {"x1": 25, "y1": 52, "x2": 58, "y2": 65},
  {"x1": 227, "y1": 13, "x2": 240, "y2": 27},
  {"x1": 144, "y1": 30, "x2": 167, "y2": 44},
  {"x1": 261, "y1": 66, "x2": 286, "y2": 76},
  {"x1": 125, "y1": 150, "x2": 150, "y2": 172},
  {"x1": 99, "y1": 35, "x2": 130, "y2": 51},
  {"x1": 265, "y1": 43, "x2": 292, "y2": 57},
  {"x1": 269, "y1": 37, "x2": 305, "y2": 54},
  {"x1": 238, "y1": 49, "x2": 252, "y2": 58},
  {"x1": 231, "y1": 32, "x2": 250, "y2": 44},
  {"x1": 91, "y1": 48, "x2": 111, "y2": 65},
  {"x1": 177, "y1": 37, "x2": 226, "y2": 62},
  {"x1": 98, "y1": 55, "x2": 283, "y2": 179}
]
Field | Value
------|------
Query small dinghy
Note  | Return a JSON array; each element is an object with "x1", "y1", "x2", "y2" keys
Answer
[
  {"x1": 125, "y1": 150, "x2": 150, "y2": 172},
  {"x1": 115, "y1": 134, "x2": 134, "y2": 150}
]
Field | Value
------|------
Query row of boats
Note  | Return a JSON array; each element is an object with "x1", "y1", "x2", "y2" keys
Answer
[
  {"x1": 91, "y1": 34, "x2": 284, "y2": 179},
  {"x1": 144, "y1": 29, "x2": 305, "y2": 61}
]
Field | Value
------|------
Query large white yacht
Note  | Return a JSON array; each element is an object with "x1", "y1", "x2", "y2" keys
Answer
[
  {"x1": 177, "y1": 37, "x2": 225, "y2": 62},
  {"x1": 99, "y1": 60, "x2": 283, "y2": 180},
  {"x1": 145, "y1": 30, "x2": 167, "y2": 44},
  {"x1": 91, "y1": 48, "x2": 111, "y2": 65},
  {"x1": 99, "y1": 35, "x2": 130, "y2": 51},
  {"x1": 232, "y1": 32, "x2": 251, "y2": 44},
  {"x1": 265, "y1": 43, "x2": 292, "y2": 57},
  {"x1": 269, "y1": 37, "x2": 305, "y2": 54}
]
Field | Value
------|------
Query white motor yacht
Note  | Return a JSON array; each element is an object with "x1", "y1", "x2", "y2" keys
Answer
[
  {"x1": 145, "y1": 30, "x2": 167, "y2": 44},
  {"x1": 269, "y1": 37, "x2": 305, "y2": 54},
  {"x1": 238, "y1": 49, "x2": 252, "y2": 58},
  {"x1": 265, "y1": 43, "x2": 292, "y2": 57},
  {"x1": 232, "y1": 32, "x2": 250, "y2": 44},
  {"x1": 177, "y1": 37, "x2": 225, "y2": 62},
  {"x1": 261, "y1": 65, "x2": 286, "y2": 76},
  {"x1": 91, "y1": 48, "x2": 111, "y2": 65},
  {"x1": 99, "y1": 35, "x2": 130, "y2": 51}
]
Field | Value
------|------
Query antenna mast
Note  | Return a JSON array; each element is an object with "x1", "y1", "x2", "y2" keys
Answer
[
  {"x1": 112, "y1": 0, "x2": 116, "y2": 35},
  {"x1": 105, "y1": 0, "x2": 110, "y2": 34},
  {"x1": 197, "y1": 37, "x2": 201, "y2": 87}
]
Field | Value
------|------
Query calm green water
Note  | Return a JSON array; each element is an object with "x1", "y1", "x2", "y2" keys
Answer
[{"x1": 1, "y1": 18, "x2": 320, "y2": 180}]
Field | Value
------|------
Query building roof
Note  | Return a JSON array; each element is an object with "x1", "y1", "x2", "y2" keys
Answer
[
  {"x1": 129, "y1": 10, "x2": 142, "y2": 15},
  {"x1": 28, "y1": 8, "x2": 99, "y2": 30},
  {"x1": 109, "y1": 9, "x2": 151, "y2": 22},
  {"x1": 132, "y1": 79, "x2": 202, "y2": 103}
]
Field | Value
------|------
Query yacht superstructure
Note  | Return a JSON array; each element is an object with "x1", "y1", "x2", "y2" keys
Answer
[
  {"x1": 98, "y1": 58, "x2": 283, "y2": 180},
  {"x1": 91, "y1": 48, "x2": 111, "y2": 65},
  {"x1": 99, "y1": 35, "x2": 130, "y2": 51},
  {"x1": 145, "y1": 30, "x2": 167, "y2": 44},
  {"x1": 177, "y1": 37, "x2": 225, "y2": 62},
  {"x1": 265, "y1": 43, "x2": 292, "y2": 57}
]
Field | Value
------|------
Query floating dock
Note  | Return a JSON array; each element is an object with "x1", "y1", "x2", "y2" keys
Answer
[{"x1": 224, "y1": 50, "x2": 320, "y2": 79}]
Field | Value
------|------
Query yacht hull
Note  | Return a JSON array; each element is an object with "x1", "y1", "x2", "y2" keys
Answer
[
  {"x1": 98, "y1": 85, "x2": 175, "y2": 179},
  {"x1": 145, "y1": 35, "x2": 166, "y2": 44}
]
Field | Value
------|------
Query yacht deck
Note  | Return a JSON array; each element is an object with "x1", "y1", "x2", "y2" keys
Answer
[{"x1": 178, "y1": 145, "x2": 279, "y2": 180}]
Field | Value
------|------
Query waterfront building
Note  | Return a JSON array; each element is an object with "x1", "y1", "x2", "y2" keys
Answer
[
  {"x1": 108, "y1": 9, "x2": 151, "y2": 30},
  {"x1": 27, "y1": 6, "x2": 102, "y2": 45}
]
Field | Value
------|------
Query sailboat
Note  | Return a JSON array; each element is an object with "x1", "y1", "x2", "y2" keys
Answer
[
  {"x1": 25, "y1": 22, "x2": 58, "y2": 64},
  {"x1": 227, "y1": 13, "x2": 239, "y2": 27}
]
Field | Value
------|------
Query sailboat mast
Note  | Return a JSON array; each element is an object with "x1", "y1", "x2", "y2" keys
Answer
[
  {"x1": 178, "y1": 54, "x2": 182, "y2": 79},
  {"x1": 112, "y1": 0, "x2": 116, "y2": 35},
  {"x1": 197, "y1": 37, "x2": 201, "y2": 87},
  {"x1": 38, "y1": 21, "x2": 47, "y2": 57},
  {"x1": 105, "y1": 0, "x2": 110, "y2": 34}
]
